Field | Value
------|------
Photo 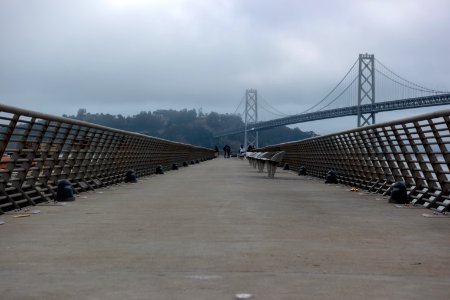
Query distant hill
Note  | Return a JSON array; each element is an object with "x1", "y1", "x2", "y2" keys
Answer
[{"x1": 65, "y1": 108, "x2": 316, "y2": 151}]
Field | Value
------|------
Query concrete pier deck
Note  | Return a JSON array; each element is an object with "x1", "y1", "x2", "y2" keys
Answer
[{"x1": 1, "y1": 158, "x2": 449, "y2": 299}]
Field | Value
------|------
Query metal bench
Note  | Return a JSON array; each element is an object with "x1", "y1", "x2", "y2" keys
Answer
[
  {"x1": 266, "y1": 151, "x2": 286, "y2": 178},
  {"x1": 257, "y1": 152, "x2": 277, "y2": 173},
  {"x1": 245, "y1": 151, "x2": 286, "y2": 178}
]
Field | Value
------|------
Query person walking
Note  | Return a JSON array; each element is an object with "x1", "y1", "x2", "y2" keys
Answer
[
  {"x1": 214, "y1": 146, "x2": 219, "y2": 157},
  {"x1": 239, "y1": 144, "x2": 245, "y2": 158},
  {"x1": 223, "y1": 144, "x2": 231, "y2": 158}
]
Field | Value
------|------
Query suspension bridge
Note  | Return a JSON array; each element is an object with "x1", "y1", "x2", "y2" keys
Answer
[{"x1": 214, "y1": 54, "x2": 450, "y2": 148}]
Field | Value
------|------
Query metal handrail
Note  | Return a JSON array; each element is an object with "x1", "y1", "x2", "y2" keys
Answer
[
  {"x1": 0, "y1": 104, "x2": 215, "y2": 213},
  {"x1": 258, "y1": 109, "x2": 450, "y2": 213}
]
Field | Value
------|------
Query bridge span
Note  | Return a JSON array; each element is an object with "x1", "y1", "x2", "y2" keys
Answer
[
  {"x1": 215, "y1": 93, "x2": 450, "y2": 137},
  {"x1": 1, "y1": 157, "x2": 449, "y2": 299}
]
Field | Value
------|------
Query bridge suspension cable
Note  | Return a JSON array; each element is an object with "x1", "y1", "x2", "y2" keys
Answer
[
  {"x1": 374, "y1": 58, "x2": 450, "y2": 103},
  {"x1": 258, "y1": 94, "x2": 291, "y2": 117},
  {"x1": 233, "y1": 94, "x2": 246, "y2": 116},
  {"x1": 250, "y1": 58, "x2": 360, "y2": 120},
  {"x1": 300, "y1": 58, "x2": 359, "y2": 114},
  {"x1": 374, "y1": 58, "x2": 449, "y2": 94},
  {"x1": 316, "y1": 76, "x2": 358, "y2": 112},
  {"x1": 258, "y1": 103, "x2": 289, "y2": 118}
]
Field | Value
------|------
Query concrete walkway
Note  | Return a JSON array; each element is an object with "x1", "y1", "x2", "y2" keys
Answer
[{"x1": 1, "y1": 158, "x2": 449, "y2": 300}]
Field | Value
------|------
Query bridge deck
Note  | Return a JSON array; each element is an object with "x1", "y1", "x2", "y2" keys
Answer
[{"x1": 1, "y1": 158, "x2": 449, "y2": 299}]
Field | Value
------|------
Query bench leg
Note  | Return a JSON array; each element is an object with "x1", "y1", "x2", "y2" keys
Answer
[
  {"x1": 267, "y1": 163, "x2": 277, "y2": 178},
  {"x1": 257, "y1": 161, "x2": 265, "y2": 172}
]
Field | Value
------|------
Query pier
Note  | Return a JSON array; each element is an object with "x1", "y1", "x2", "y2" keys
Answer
[{"x1": 1, "y1": 158, "x2": 449, "y2": 299}]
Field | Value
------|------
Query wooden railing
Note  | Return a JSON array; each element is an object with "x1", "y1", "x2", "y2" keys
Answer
[
  {"x1": 0, "y1": 104, "x2": 215, "y2": 213},
  {"x1": 258, "y1": 110, "x2": 450, "y2": 213}
]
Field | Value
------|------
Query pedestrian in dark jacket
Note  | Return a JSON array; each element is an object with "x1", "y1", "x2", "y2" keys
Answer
[{"x1": 223, "y1": 144, "x2": 231, "y2": 158}]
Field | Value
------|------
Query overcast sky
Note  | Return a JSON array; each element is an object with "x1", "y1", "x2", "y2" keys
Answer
[{"x1": 1, "y1": 0, "x2": 449, "y2": 134}]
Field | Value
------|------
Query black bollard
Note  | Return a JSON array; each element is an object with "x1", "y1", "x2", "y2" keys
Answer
[
  {"x1": 125, "y1": 169, "x2": 137, "y2": 183},
  {"x1": 190, "y1": 160, "x2": 195, "y2": 165},
  {"x1": 298, "y1": 166, "x2": 307, "y2": 176},
  {"x1": 389, "y1": 181, "x2": 409, "y2": 204},
  {"x1": 325, "y1": 170, "x2": 338, "y2": 184},
  {"x1": 56, "y1": 179, "x2": 75, "y2": 201},
  {"x1": 156, "y1": 165, "x2": 164, "y2": 174},
  {"x1": 195, "y1": 159, "x2": 200, "y2": 164},
  {"x1": 283, "y1": 163, "x2": 290, "y2": 170},
  {"x1": 182, "y1": 161, "x2": 188, "y2": 167},
  {"x1": 172, "y1": 163, "x2": 179, "y2": 170}
]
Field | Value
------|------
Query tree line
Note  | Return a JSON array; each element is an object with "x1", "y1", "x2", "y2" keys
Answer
[{"x1": 65, "y1": 108, "x2": 316, "y2": 152}]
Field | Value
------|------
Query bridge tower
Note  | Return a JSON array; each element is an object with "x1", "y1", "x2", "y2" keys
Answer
[
  {"x1": 244, "y1": 89, "x2": 258, "y2": 149},
  {"x1": 357, "y1": 53, "x2": 376, "y2": 127}
]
